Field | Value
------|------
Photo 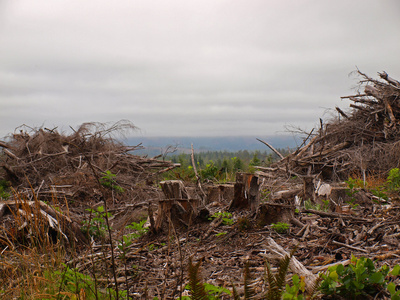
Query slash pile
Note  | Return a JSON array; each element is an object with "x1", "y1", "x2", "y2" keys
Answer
[
  {"x1": 0, "y1": 120, "x2": 176, "y2": 206},
  {"x1": 272, "y1": 71, "x2": 400, "y2": 181}
]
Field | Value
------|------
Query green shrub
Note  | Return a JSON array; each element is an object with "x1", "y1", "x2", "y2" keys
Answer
[
  {"x1": 345, "y1": 177, "x2": 363, "y2": 208},
  {"x1": 200, "y1": 161, "x2": 219, "y2": 181},
  {"x1": 81, "y1": 206, "x2": 112, "y2": 238},
  {"x1": 320, "y1": 255, "x2": 397, "y2": 298}
]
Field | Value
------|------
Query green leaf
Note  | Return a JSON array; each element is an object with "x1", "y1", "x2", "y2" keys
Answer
[
  {"x1": 292, "y1": 274, "x2": 300, "y2": 285},
  {"x1": 369, "y1": 272, "x2": 384, "y2": 284},
  {"x1": 388, "y1": 282, "x2": 396, "y2": 294},
  {"x1": 391, "y1": 265, "x2": 400, "y2": 276},
  {"x1": 329, "y1": 270, "x2": 338, "y2": 281}
]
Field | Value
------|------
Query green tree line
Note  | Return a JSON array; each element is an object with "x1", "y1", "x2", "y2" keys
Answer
[{"x1": 164, "y1": 149, "x2": 290, "y2": 182}]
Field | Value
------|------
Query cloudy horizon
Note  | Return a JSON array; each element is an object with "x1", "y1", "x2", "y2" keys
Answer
[{"x1": 1, "y1": 0, "x2": 399, "y2": 140}]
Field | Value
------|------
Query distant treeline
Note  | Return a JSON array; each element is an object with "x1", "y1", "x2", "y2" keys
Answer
[{"x1": 164, "y1": 148, "x2": 292, "y2": 182}]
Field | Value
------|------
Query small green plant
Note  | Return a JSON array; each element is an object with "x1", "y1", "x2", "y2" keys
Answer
[
  {"x1": 370, "y1": 186, "x2": 389, "y2": 202},
  {"x1": 53, "y1": 263, "x2": 127, "y2": 299},
  {"x1": 181, "y1": 282, "x2": 231, "y2": 300},
  {"x1": 304, "y1": 199, "x2": 329, "y2": 212},
  {"x1": 209, "y1": 211, "x2": 234, "y2": 226},
  {"x1": 271, "y1": 222, "x2": 290, "y2": 234},
  {"x1": 320, "y1": 255, "x2": 399, "y2": 298},
  {"x1": 231, "y1": 156, "x2": 244, "y2": 172},
  {"x1": 282, "y1": 274, "x2": 306, "y2": 300},
  {"x1": 148, "y1": 243, "x2": 162, "y2": 251},
  {"x1": 0, "y1": 179, "x2": 11, "y2": 199},
  {"x1": 81, "y1": 206, "x2": 112, "y2": 238},
  {"x1": 387, "y1": 168, "x2": 400, "y2": 191},
  {"x1": 388, "y1": 265, "x2": 400, "y2": 299},
  {"x1": 126, "y1": 219, "x2": 149, "y2": 239},
  {"x1": 118, "y1": 219, "x2": 149, "y2": 257},
  {"x1": 345, "y1": 177, "x2": 363, "y2": 208},
  {"x1": 100, "y1": 170, "x2": 124, "y2": 193}
]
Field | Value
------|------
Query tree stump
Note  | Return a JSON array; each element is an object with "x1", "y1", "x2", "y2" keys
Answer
[
  {"x1": 229, "y1": 173, "x2": 260, "y2": 211},
  {"x1": 154, "y1": 180, "x2": 201, "y2": 232},
  {"x1": 302, "y1": 175, "x2": 316, "y2": 202},
  {"x1": 160, "y1": 180, "x2": 189, "y2": 200},
  {"x1": 256, "y1": 203, "x2": 294, "y2": 227},
  {"x1": 207, "y1": 184, "x2": 234, "y2": 204}
]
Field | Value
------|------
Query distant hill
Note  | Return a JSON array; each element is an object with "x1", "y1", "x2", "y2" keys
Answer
[{"x1": 125, "y1": 135, "x2": 300, "y2": 157}]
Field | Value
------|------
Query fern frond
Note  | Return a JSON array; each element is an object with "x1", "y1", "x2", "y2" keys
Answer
[
  {"x1": 273, "y1": 245, "x2": 298, "y2": 298},
  {"x1": 231, "y1": 281, "x2": 242, "y2": 300},
  {"x1": 188, "y1": 256, "x2": 207, "y2": 300},
  {"x1": 264, "y1": 261, "x2": 280, "y2": 300},
  {"x1": 307, "y1": 274, "x2": 323, "y2": 300},
  {"x1": 243, "y1": 262, "x2": 257, "y2": 300},
  {"x1": 275, "y1": 254, "x2": 291, "y2": 292},
  {"x1": 264, "y1": 247, "x2": 298, "y2": 300}
]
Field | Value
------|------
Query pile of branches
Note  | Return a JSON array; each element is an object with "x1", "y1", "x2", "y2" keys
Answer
[
  {"x1": 0, "y1": 120, "x2": 176, "y2": 206},
  {"x1": 270, "y1": 70, "x2": 400, "y2": 181}
]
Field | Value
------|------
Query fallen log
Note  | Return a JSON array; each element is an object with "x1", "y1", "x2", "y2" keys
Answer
[{"x1": 264, "y1": 237, "x2": 318, "y2": 293}]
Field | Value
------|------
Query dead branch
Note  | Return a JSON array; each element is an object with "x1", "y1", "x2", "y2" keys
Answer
[
  {"x1": 256, "y1": 138, "x2": 284, "y2": 159},
  {"x1": 264, "y1": 237, "x2": 318, "y2": 293}
]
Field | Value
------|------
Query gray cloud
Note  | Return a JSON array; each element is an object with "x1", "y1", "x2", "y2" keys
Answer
[{"x1": 1, "y1": 0, "x2": 399, "y2": 139}]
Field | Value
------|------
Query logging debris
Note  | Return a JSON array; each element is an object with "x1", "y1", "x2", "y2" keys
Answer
[
  {"x1": 0, "y1": 121, "x2": 178, "y2": 209},
  {"x1": 2, "y1": 72, "x2": 400, "y2": 298},
  {"x1": 259, "y1": 70, "x2": 400, "y2": 181}
]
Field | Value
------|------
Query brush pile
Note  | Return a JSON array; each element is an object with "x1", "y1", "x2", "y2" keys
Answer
[
  {"x1": 269, "y1": 70, "x2": 400, "y2": 181},
  {"x1": 0, "y1": 120, "x2": 176, "y2": 207}
]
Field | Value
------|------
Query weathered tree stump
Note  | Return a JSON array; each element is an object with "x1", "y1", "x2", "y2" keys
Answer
[
  {"x1": 206, "y1": 184, "x2": 234, "y2": 204},
  {"x1": 229, "y1": 173, "x2": 260, "y2": 211},
  {"x1": 255, "y1": 203, "x2": 294, "y2": 227},
  {"x1": 154, "y1": 180, "x2": 201, "y2": 232},
  {"x1": 302, "y1": 175, "x2": 316, "y2": 202},
  {"x1": 160, "y1": 180, "x2": 189, "y2": 200}
]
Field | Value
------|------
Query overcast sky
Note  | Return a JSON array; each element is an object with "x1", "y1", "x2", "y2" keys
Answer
[{"x1": 1, "y1": 0, "x2": 399, "y2": 140}]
